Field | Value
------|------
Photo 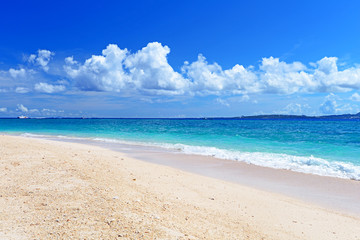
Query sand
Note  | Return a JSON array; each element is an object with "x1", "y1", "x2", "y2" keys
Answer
[{"x1": 1, "y1": 135, "x2": 360, "y2": 239}]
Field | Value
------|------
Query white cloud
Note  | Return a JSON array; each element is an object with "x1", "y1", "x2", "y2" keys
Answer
[
  {"x1": 182, "y1": 55, "x2": 226, "y2": 93},
  {"x1": 314, "y1": 58, "x2": 360, "y2": 92},
  {"x1": 239, "y1": 94, "x2": 250, "y2": 102},
  {"x1": 17, "y1": 104, "x2": 28, "y2": 112},
  {"x1": 336, "y1": 103, "x2": 357, "y2": 114},
  {"x1": 65, "y1": 42, "x2": 188, "y2": 95},
  {"x1": 9, "y1": 68, "x2": 27, "y2": 79},
  {"x1": 34, "y1": 82, "x2": 65, "y2": 93},
  {"x1": 64, "y1": 44, "x2": 130, "y2": 92},
  {"x1": 4, "y1": 42, "x2": 360, "y2": 101},
  {"x1": 15, "y1": 87, "x2": 30, "y2": 93},
  {"x1": 350, "y1": 92, "x2": 360, "y2": 101},
  {"x1": 63, "y1": 42, "x2": 360, "y2": 97},
  {"x1": 259, "y1": 57, "x2": 316, "y2": 94},
  {"x1": 29, "y1": 108, "x2": 39, "y2": 113},
  {"x1": 28, "y1": 49, "x2": 54, "y2": 71},
  {"x1": 316, "y1": 57, "x2": 338, "y2": 74},
  {"x1": 55, "y1": 79, "x2": 69, "y2": 85},
  {"x1": 319, "y1": 100, "x2": 336, "y2": 114},
  {"x1": 283, "y1": 103, "x2": 311, "y2": 115},
  {"x1": 16, "y1": 104, "x2": 41, "y2": 115},
  {"x1": 318, "y1": 93, "x2": 359, "y2": 115},
  {"x1": 42, "y1": 108, "x2": 57, "y2": 113},
  {"x1": 0, "y1": 107, "x2": 7, "y2": 112},
  {"x1": 124, "y1": 42, "x2": 188, "y2": 94},
  {"x1": 65, "y1": 56, "x2": 78, "y2": 65},
  {"x1": 182, "y1": 55, "x2": 258, "y2": 95}
]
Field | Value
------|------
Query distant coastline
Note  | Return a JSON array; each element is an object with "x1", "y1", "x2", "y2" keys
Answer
[
  {"x1": 218, "y1": 112, "x2": 360, "y2": 120},
  {"x1": 2, "y1": 112, "x2": 360, "y2": 120}
]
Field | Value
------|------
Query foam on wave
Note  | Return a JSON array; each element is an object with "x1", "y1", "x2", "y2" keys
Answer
[{"x1": 93, "y1": 137, "x2": 360, "y2": 180}]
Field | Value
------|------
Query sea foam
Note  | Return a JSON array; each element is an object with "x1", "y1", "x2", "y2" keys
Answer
[{"x1": 92, "y1": 137, "x2": 360, "y2": 180}]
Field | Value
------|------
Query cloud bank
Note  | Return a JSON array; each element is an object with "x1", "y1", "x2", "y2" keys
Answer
[
  {"x1": 63, "y1": 42, "x2": 360, "y2": 97},
  {"x1": 2, "y1": 42, "x2": 360, "y2": 101}
]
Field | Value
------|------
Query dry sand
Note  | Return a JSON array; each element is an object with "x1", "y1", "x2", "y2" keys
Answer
[{"x1": 1, "y1": 135, "x2": 360, "y2": 240}]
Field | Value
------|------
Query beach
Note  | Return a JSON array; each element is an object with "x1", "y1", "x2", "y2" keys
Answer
[{"x1": 1, "y1": 135, "x2": 360, "y2": 239}]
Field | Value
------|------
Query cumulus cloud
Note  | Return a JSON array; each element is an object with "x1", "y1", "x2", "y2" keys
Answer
[
  {"x1": 64, "y1": 42, "x2": 360, "y2": 97},
  {"x1": 17, "y1": 104, "x2": 28, "y2": 112},
  {"x1": 9, "y1": 68, "x2": 27, "y2": 79},
  {"x1": 16, "y1": 104, "x2": 40, "y2": 114},
  {"x1": 34, "y1": 82, "x2": 65, "y2": 93},
  {"x1": 259, "y1": 57, "x2": 315, "y2": 94},
  {"x1": 64, "y1": 44, "x2": 130, "y2": 92},
  {"x1": 319, "y1": 94, "x2": 342, "y2": 114},
  {"x1": 124, "y1": 42, "x2": 188, "y2": 94},
  {"x1": 28, "y1": 49, "x2": 54, "y2": 71},
  {"x1": 320, "y1": 100, "x2": 336, "y2": 114},
  {"x1": 182, "y1": 54, "x2": 258, "y2": 95},
  {"x1": 350, "y1": 92, "x2": 360, "y2": 101},
  {"x1": 0, "y1": 107, "x2": 7, "y2": 112},
  {"x1": 65, "y1": 42, "x2": 188, "y2": 95},
  {"x1": 283, "y1": 103, "x2": 311, "y2": 115},
  {"x1": 64, "y1": 56, "x2": 78, "y2": 65},
  {"x1": 318, "y1": 93, "x2": 359, "y2": 114}
]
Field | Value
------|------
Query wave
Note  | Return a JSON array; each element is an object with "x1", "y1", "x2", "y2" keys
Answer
[{"x1": 20, "y1": 133, "x2": 360, "y2": 180}]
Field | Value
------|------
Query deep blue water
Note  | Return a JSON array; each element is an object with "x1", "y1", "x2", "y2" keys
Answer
[{"x1": 1, "y1": 118, "x2": 359, "y2": 179}]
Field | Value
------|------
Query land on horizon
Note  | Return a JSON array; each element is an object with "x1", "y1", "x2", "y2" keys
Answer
[{"x1": 2, "y1": 111, "x2": 360, "y2": 120}]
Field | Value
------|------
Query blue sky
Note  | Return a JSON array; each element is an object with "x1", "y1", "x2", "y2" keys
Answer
[{"x1": 1, "y1": 0, "x2": 360, "y2": 117}]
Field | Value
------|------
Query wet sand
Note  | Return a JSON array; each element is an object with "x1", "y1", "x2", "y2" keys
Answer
[
  {"x1": 126, "y1": 149, "x2": 360, "y2": 217},
  {"x1": 43, "y1": 135, "x2": 360, "y2": 217},
  {"x1": 1, "y1": 135, "x2": 360, "y2": 239}
]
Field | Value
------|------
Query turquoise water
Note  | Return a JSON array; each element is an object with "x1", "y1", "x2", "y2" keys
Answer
[{"x1": 1, "y1": 118, "x2": 360, "y2": 179}]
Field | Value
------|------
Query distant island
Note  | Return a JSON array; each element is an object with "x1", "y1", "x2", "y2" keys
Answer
[{"x1": 207, "y1": 112, "x2": 360, "y2": 120}]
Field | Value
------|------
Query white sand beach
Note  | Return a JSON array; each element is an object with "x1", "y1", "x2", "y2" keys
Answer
[{"x1": 1, "y1": 135, "x2": 360, "y2": 239}]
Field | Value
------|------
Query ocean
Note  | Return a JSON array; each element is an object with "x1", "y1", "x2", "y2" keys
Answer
[{"x1": 1, "y1": 118, "x2": 359, "y2": 180}]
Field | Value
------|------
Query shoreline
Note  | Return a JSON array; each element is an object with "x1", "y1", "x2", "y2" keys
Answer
[
  {"x1": 1, "y1": 135, "x2": 360, "y2": 239},
  {"x1": 11, "y1": 130, "x2": 360, "y2": 181},
  {"x1": 19, "y1": 132, "x2": 360, "y2": 217}
]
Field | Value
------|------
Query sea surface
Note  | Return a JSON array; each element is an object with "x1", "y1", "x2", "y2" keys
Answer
[{"x1": 1, "y1": 118, "x2": 360, "y2": 180}]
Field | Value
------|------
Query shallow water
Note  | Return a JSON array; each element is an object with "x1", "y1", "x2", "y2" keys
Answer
[{"x1": 1, "y1": 118, "x2": 360, "y2": 180}]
